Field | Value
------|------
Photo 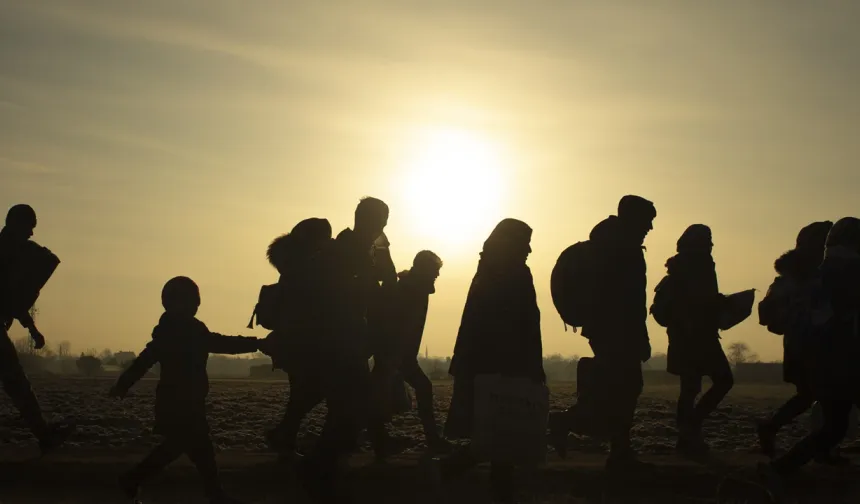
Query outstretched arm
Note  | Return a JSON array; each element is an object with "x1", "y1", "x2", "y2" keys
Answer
[
  {"x1": 206, "y1": 333, "x2": 260, "y2": 355},
  {"x1": 114, "y1": 343, "x2": 159, "y2": 394}
]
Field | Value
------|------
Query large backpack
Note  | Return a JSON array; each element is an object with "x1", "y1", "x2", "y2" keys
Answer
[
  {"x1": 758, "y1": 276, "x2": 792, "y2": 336},
  {"x1": 650, "y1": 275, "x2": 674, "y2": 328},
  {"x1": 246, "y1": 220, "x2": 334, "y2": 331},
  {"x1": 550, "y1": 241, "x2": 597, "y2": 331},
  {"x1": 246, "y1": 283, "x2": 283, "y2": 330}
]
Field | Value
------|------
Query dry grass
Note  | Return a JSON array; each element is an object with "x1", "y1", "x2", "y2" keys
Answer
[{"x1": 0, "y1": 377, "x2": 858, "y2": 503}]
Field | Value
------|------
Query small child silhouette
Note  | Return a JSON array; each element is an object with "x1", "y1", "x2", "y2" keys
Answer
[{"x1": 109, "y1": 276, "x2": 270, "y2": 504}]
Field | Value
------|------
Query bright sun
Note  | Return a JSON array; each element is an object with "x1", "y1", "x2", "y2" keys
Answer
[{"x1": 400, "y1": 127, "x2": 506, "y2": 249}]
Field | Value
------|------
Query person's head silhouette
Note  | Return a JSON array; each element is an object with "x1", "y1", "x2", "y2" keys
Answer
[
  {"x1": 354, "y1": 197, "x2": 389, "y2": 247},
  {"x1": 618, "y1": 195, "x2": 656, "y2": 246},
  {"x1": 5, "y1": 204, "x2": 37, "y2": 241},
  {"x1": 411, "y1": 250, "x2": 443, "y2": 290},
  {"x1": 677, "y1": 224, "x2": 713, "y2": 254},
  {"x1": 826, "y1": 217, "x2": 860, "y2": 255},
  {"x1": 482, "y1": 219, "x2": 533, "y2": 265},
  {"x1": 161, "y1": 276, "x2": 201, "y2": 317}
]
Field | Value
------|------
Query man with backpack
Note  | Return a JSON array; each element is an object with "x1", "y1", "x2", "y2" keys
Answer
[{"x1": 549, "y1": 195, "x2": 656, "y2": 472}]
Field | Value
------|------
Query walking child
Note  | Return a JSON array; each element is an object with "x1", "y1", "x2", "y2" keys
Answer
[{"x1": 110, "y1": 276, "x2": 269, "y2": 504}]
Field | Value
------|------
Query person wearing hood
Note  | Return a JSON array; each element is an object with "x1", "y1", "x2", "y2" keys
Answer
[
  {"x1": 0, "y1": 204, "x2": 76, "y2": 455},
  {"x1": 263, "y1": 217, "x2": 333, "y2": 461},
  {"x1": 439, "y1": 218, "x2": 544, "y2": 503},
  {"x1": 759, "y1": 217, "x2": 860, "y2": 497},
  {"x1": 367, "y1": 250, "x2": 450, "y2": 461},
  {"x1": 582, "y1": 195, "x2": 656, "y2": 472},
  {"x1": 756, "y1": 221, "x2": 835, "y2": 460},
  {"x1": 653, "y1": 224, "x2": 732, "y2": 456}
]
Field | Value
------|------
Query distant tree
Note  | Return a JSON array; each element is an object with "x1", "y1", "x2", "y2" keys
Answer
[
  {"x1": 39, "y1": 343, "x2": 56, "y2": 359},
  {"x1": 14, "y1": 336, "x2": 45, "y2": 373},
  {"x1": 98, "y1": 348, "x2": 113, "y2": 362},
  {"x1": 76, "y1": 353, "x2": 103, "y2": 376},
  {"x1": 56, "y1": 341, "x2": 72, "y2": 359},
  {"x1": 14, "y1": 336, "x2": 35, "y2": 356},
  {"x1": 727, "y1": 342, "x2": 759, "y2": 366}
]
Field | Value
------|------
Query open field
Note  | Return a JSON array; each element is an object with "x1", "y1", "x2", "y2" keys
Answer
[{"x1": 1, "y1": 377, "x2": 858, "y2": 503}]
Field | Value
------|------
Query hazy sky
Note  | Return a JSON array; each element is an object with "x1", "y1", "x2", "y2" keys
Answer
[{"x1": 2, "y1": 1, "x2": 858, "y2": 361}]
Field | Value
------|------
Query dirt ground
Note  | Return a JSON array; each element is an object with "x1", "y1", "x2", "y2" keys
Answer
[{"x1": 1, "y1": 377, "x2": 858, "y2": 503}]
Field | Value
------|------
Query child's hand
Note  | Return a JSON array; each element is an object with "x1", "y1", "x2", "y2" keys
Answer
[{"x1": 108, "y1": 385, "x2": 127, "y2": 399}]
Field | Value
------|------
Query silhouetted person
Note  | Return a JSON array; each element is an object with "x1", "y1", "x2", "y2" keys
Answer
[
  {"x1": 298, "y1": 197, "x2": 390, "y2": 503},
  {"x1": 582, "y1": 195, "x2": 656, "y2": 472},
  {"x1": 0, "y1": 204, "x2": 75, "y2": 454},
  {"x1": 759, "y1": 217, "x2": 860, "y2": 498},
  {"x1": 439, "y1": 219, "x2": 544, "y2": 503},
  {"x1": 654, "y1": 224, "x2": 732, "y2": 456},
  {"x1": 366, "y1": 250, "x2": 450, "y2": 460},
  {"x1": 262, "y1": 218, "x2": 333, "y2": 460},
  {"x1": 757, "y1": 221, "x2": 836, "y2": 460},
  {"x1": 110, "y1": 276, "x2": 266, "y2": 504}
]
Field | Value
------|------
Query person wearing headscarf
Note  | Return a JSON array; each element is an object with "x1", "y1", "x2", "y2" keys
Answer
[
  {"x1": 655, "y1": 224, "x2": 732, "y2": 456},
  {"x1": 760, "y1": 217, "x2": 860, "y2": 498},
  {"x1": 439, "y1": 218, "x2": 544, "y2": 503},
  {"x1": 756, "y1": 221, "x2": 835, "y2": 460}
]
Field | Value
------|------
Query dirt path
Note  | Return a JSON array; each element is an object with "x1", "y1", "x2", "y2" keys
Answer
[{"x1": 0, "y1": 448, "x2": 858, "y2": 503}]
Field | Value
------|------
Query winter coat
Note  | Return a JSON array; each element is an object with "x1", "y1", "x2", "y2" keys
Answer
[
  {"x1": 445, "y1": 259, "x2": 544, "y2": 439},
  {"x1": 115, "y1": 313, "x2": 259, "y2": 433},
  {"x1": 758, "y1": 249, "x2": 821, "y2": 385},
  {"x1": 660, "y1": 252, "x2": 728, "y2": 376},
  {"x1": 581, "y1": 216, "x2": 649, "y2": 357}
]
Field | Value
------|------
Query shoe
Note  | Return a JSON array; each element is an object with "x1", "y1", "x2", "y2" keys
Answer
[
  {"x1": 757, "y1": 421, "x2": 777, "y2": 458},
  {"x1": 38, "y1": 420, "x2": 76, "y2": 456}
]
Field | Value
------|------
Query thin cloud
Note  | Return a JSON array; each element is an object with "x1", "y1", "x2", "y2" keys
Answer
[{"x1": 0, "y1": 156, "x2": 57, "y2": 175}]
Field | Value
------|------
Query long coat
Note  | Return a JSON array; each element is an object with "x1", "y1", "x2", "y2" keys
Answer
[{"x1": 444, "y1": 261, "x2": 544, "y2": 439}]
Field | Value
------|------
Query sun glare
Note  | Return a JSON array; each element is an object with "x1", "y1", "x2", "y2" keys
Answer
[{"x1": 400, "y1": 128, "x2": 506, "y2": 250}]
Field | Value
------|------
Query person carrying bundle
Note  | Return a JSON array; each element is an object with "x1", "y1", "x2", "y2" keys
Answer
[
  {"x1": 650, "y1": 224, "x2": 733, "y2": 457},
  {"x1": 0, "y1": 204, "x2": 75, "y2": 454}
]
